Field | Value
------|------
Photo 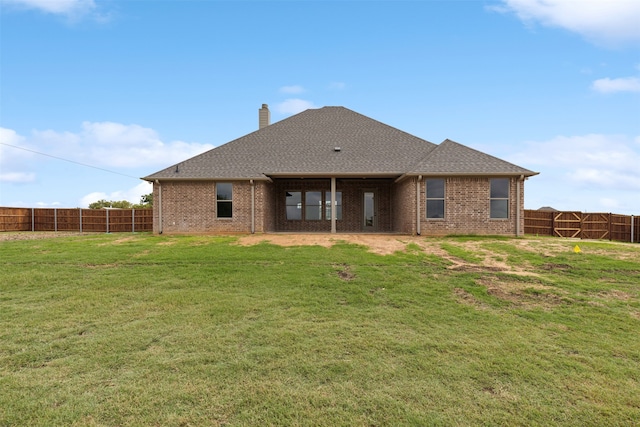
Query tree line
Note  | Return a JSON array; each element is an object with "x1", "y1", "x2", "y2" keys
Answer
[{"x1": 88, "y1": 193, "x2": 152, "y2": 209}]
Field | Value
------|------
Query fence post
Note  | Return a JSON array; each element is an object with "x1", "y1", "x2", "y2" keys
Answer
[
  {"x1": 132, "y1": 209, "x2": 135, "y2": 233},
  {"x1": 79, "y1": 208, "x2": 83, "y2": 233},
  {"x1": 54, "y1": 208, "x2": 58, "y2": 232},
  {"x1": 106, "y1": 209, "x2": 109, "y2": 234},
  {"x1": 632, "y1": 215, "x2": 635, "y2": 243},
  {"x1": 31, "y1": 208, "x2": 34, "y2": 232}
]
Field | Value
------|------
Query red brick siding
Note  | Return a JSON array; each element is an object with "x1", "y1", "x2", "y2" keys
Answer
[
  {"x1": 391, "y1": 177, "x2": 417, "y2": 234},
  {"x1": 152, "y1": 176, "x2": 526, "y2": 236},
  {"x1": 256, "y1": 181, "x2": 276, "y2": 232},
  {"x1": 153, "y1": 180, "x2": 257, "y2": 234},
  {"x1": 419, "y1": 177, "x2": 523, "y2": 236}
]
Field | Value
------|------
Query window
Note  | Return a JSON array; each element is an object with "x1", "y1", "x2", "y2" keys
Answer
[
  {"x1": 286, "y1": 191, "x2": 302, "y2": 220},
  {"x1": 305, "y1": 191, "x2": 322, "y2": 220},
  {"x1": 216, "y1": 183, "x2": 233, "y2": 218},
  {"x1": 426, "y1": 178, "x2": 445, "y2": 219},
  {"x1": 325, "y1": 191, "x2": 342, "y2": 220},
  {"x1": 490, "y1": 178, "x2": 509, "y2": 219},
  {"x1": 285, "y1": 190, "x2": 343, "y2": 221}
]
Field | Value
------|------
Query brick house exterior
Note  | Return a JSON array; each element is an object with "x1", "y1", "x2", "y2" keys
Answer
[{"x1": 144, "y1": 105, "x2": 537, "y2": 236}]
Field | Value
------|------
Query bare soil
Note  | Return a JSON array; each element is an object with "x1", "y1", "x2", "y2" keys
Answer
[
  {"x1": 0, "y1": 231, "x2": 88, "y2": 241},
  {"x1": 237, "y1": 234, "x2": 539, "y2": 276}
]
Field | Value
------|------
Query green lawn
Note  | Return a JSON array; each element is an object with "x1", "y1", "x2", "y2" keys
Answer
[{"x1": 1, "y1": 233, "x2": 639, "y2": 426}]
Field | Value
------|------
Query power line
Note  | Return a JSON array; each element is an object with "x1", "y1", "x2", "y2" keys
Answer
[{"x1": 0, "y1": 142, "x2": 141, "y2": 180}]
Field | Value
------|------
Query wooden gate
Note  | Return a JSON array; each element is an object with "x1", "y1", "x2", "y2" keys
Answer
[
  {"x1": 581, "y1": 213, "x2": 609, "y2": 240},
  {"x1": 553, "y1": 212, "x2": 581, "y2": 238}
]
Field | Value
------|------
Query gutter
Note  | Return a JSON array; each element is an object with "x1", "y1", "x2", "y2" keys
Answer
[
  {"x1": 416, "y1": 175, "x2": 422, "y2": 235},
  {"x1": 250, "y1": 179, "x2": 255, "y2": 234},
  {"x1": 142, "y1": 176, "x2": 272, "y2": 182},
  {"x1": 397, "y1": 171, "x2": 539, "y2": 184}
]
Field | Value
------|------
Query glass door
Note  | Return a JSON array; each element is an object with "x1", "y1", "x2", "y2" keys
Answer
[{"x1": 363, "y1": 191, "x2": 376, "y2": 231}]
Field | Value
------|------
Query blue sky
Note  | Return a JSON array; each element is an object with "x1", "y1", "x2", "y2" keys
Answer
[{"x1": 1, "y1": 0, "x2": 639, "y2": 214}]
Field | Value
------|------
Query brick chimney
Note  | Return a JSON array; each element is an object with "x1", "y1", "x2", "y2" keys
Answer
[{"x1": 259, "y1": 104, "x2": 270, "y2": 129}]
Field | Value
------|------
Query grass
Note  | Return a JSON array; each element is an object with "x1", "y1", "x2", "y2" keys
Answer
[{"x1": 1, "y1": 233, "x2": 639, "y2": 426}]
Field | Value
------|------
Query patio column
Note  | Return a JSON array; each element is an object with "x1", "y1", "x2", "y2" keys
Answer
[{"x1": 331, "y1": 177, "x2": 337, "y2": 234}]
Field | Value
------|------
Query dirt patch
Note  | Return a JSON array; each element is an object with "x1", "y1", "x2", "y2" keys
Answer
[
  {"x1": 414, "y1": 239, "x2": 539, "y2": 277},
  {"x1": 0, "y1": 232, "x2": 89, "y2": 241},
  {"x1": 597, "y1": 290, "x2": 633, "y2": 301},
  {"x1": 112, "y1": 236, "x2": 137, "y2": 244},
  {"x1": 450, "y1": 265, "x2": 504, "y2": 273},
  {"x1": 96, "y1": 236, "x2": 139, "y2": 246},
  {"x1": 333, "y1": 263, "x2": 356, "y2": 281},
  {"x1": 476, "y1": 276, "x2": 567, "y2": 309},
  {"x1": 541, "y1": 263, "x2": 572, "y2": 271},
  {"x1": 236, "y1": 234, "x2": 408, "y2": 255},
  {"x1": 454, "y1": 287, "x2": 489, "y2": 310},
  {"x1": 238, "y1": 234, "x2": 545, "y2": 276}
]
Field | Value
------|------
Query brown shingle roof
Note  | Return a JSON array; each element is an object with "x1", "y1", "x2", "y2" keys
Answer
[
  {"x1": 143, "y1": 107, "x2": 537, "y2": 181},
  {"x1": 408, "y1": 139, "x2": 537, "y2": 176}
]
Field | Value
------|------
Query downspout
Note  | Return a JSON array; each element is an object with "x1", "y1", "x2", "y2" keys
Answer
[
  {"x1": 331, "y1": 177, "x2": 337, "y2": 234},
  {"x1": 416, "y1": 175, "x2": 422, "y2": 235},
  {"x1": 250, "y1": 179, "x2": 255, "y2": 234},
  {"x1": 516, "y1": 175, "x2": 524, "y2": 237},
  {"x1": 155, "y1": 180, "x2": 163, "y2": 234}
]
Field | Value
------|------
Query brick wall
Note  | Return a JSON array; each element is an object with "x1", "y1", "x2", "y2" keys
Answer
[
  {"x1": 152, "y1": 176, "x2": 526, "y2": 236},
  {"x1": 391, "y1": 177, "x2": 416, "y2": 234},
  {"x1": 419, "y1": 176, "x2": 523, "y2": 236},
  {"x1": 256, "y1": 181, "x2": 275, "y2": 232},
  {"x1": 154, "y1": 180, "x2": 261, "y2": 234}
]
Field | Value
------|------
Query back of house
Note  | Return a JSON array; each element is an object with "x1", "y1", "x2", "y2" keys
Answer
[{"x1": 143, "y1": 105, "x2": 538, "y2": 235}]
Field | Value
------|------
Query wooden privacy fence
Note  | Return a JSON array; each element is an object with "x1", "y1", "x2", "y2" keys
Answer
[
  {"x1": 0, "y1": 207, "x2": 153, "y2": 233},
  {"x1": 525, "y1": 210, "x2": 639, "y2": 243}
]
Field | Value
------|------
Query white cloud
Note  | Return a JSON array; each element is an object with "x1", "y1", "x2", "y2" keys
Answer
[
  {"x1": 592, "y1": 76, "x2": 640, "y2": 94},
  {"x1": 0, "y1": 127, "x2": 25, "y2": 145},
  {"x1": 495, "y1": 0, "x2": 640, "y2": 45},
  {"x1": 274, "y1": 99, "x2": 317, "y2": 115},
  {"x1": 279, "y1": 85, "x2": 305, "y2": 94},
  {"x1": 29, "y1": 121, "x2": 214, "y2": 168},
  {"x1": 3, "y1": 0, "x2": 96, "y2": 15},
  {"x1": 511, "y1": 133, "x2": 640, "y2": 191},
  {"x1": 35, "y1": 201, "x2": 62, "y2": 207},
  {"x1": 0, "y1": 172, "x2": 36, "y2": 183},
  {"x1": 79, "y1": 181, "x2": 152, "y2": 207},
  {"x1": 514, "y1": 134, "x2": 640, "y2": 214},
  {"x1": 0, "y1": 127, "x2": 37, "y2": 182}
]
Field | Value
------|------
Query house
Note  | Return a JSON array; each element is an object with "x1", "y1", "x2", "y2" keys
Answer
[{"x1": 143, "y1": 105, "x2": 538, "y2": 235}]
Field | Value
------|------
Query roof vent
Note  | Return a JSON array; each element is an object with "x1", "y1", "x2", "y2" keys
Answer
[{"x1": 334, "y1": 147, "x2": 341, "y2": 152}]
